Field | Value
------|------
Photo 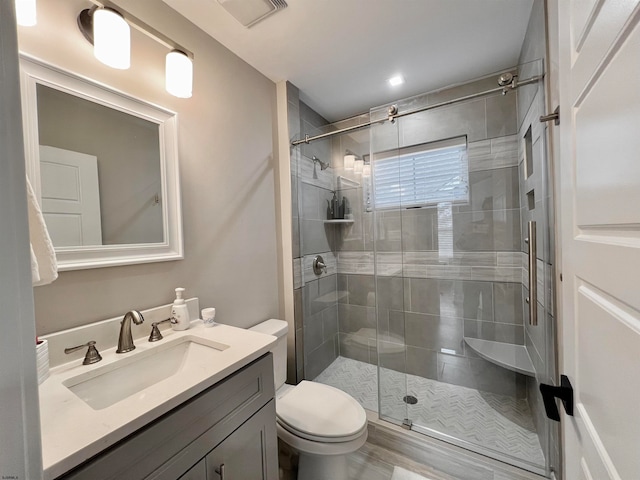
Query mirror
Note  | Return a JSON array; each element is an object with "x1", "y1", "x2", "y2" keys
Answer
[{"x1": 20, "y1": 55, "x2": 183, "y2": 270}]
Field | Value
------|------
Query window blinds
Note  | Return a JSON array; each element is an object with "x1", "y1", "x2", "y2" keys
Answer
[{"x1": 373, "y1": 137, "x2": 468, "y2": 209}]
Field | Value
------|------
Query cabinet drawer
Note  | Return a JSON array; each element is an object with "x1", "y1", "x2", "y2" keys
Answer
[{"x1": 59, "y1": 354, "x2": 274, "y2": 480}]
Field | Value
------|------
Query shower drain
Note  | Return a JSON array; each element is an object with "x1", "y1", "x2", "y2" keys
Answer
[{"x1": 403, "y1": 395, "x2": 418, "y2": 405}]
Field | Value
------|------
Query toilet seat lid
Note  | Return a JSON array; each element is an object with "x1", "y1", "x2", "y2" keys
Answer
[{"x1": 276, "y1": 381, "x2": 366, "y2": 440}]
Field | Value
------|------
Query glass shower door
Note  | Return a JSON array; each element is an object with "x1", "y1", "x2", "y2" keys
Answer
[
  {"x1": 369, "y1": 62, "x2": 554, "y2": 476},
  {"x1": 369, "y1": 105, "x2": 409, "y2": 427}
]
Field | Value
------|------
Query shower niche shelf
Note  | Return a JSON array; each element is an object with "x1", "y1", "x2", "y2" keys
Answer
[
  {"x1": 324, "y1": 219, "x2": 354, "y2": 224},
  {"x1": 463, "y1": 337, "x2": 535, "y2": 377}
]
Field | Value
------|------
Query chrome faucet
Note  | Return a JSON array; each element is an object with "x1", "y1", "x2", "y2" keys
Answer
[{"x1": 116, "y1": 310, "x2": 144, "y2": 353}]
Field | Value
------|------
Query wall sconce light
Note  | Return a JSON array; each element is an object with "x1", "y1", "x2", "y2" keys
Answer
[
  {"x1": 93, "y1": 8, "x2": 130, "y2": 69},
  {"x1": 354, "y1": 158, "x2": 364, "y2": 174},
  {"x1": 362, "y1": 163, "x2": 371, "y2": 177},
  {"x1": 15, "y1": 0, "x2": 37, "y2": 26},
  {"x1": 166, "y1": 50, "x2": 193, "y2": 98},
  {"x1": 77, "y1": 5, "x2": 194, "y2": 98},
  {"x1": 343, "y1": 154, "x2": 356, "y2": 170}
]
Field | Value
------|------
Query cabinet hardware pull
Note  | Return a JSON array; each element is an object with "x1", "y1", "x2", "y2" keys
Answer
[{"x1": 215, "y1": 464, "x2": 226, "y2": 479}]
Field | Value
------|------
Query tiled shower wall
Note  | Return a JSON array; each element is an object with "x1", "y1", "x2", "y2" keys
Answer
[
  {"x1": 332, "y1": 74, "x2": 529, "y2": 398},
  {"x1": 287, "y1": 84, "x2": 340, "y2": 382}
]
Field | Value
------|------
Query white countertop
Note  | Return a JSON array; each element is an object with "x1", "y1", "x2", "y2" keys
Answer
[{"x1": 39, "y1": 322, "x2": 276, "y2": 479}]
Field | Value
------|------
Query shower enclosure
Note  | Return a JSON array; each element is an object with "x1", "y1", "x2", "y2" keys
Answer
[{"x1": 288, "y1": 59, "x2": 557, "y2": 477}]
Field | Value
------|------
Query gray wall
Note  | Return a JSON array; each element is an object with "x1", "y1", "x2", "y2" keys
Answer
[{"x1": 19, "y1": 0, "x2": 281, "y2": 334}]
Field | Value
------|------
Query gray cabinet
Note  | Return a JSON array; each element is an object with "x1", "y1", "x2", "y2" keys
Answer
[
  {"x1": 178, "y1": 459, "x2": 206, "y2": 480},
  {"x1": 60, "y1": 354, "x2": 277, "y2": 480},
  {"x1": 205, "y1": 401, "x2": 276, "y2": 479}
]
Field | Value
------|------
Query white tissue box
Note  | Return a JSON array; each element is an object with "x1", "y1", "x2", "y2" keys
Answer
[{"x1": 36, "y1": 339, "x2": 50, "y2": 385}]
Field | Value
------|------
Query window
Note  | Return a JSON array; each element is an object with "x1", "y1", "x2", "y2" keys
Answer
[{"x1": 373, "y1": 136, "x2": 468, "y2": 209}]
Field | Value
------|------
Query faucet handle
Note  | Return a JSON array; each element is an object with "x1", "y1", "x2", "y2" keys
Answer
[
  {"x1": 64, "y1": 341, "x2": 102, "y2": 365},
  {"x1": 148, "y1": 318, "x2": 172, "y2": 342}
]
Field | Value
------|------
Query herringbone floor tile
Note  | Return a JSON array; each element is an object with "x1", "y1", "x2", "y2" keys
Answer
[{"x1": 314, "y1": 357, "x2": 544, "y2": 466}]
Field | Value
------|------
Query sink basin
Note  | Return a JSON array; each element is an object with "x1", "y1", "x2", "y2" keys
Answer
[{"x1": 63, "y1": 336, "x2": 229, "y2": 410}]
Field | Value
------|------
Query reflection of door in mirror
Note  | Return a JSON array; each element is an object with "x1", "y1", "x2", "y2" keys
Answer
[
  {"x1": 40, "y1": 146, "x2": 102, "y2": 247},
  {"x1": 36, "y1": 84, "x2": 164, "y2": 246}
]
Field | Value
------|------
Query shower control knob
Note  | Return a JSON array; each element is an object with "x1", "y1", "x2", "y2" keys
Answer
[{"x1": 313, "y1": 255, "x2": 327, "y2": 275}]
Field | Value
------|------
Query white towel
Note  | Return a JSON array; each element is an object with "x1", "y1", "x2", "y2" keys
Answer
[
  {"x1": 26, "y1": 177, "x2": 58, "y2": 286},
  {"x1": 391, "y1": 466, "x2": 432, "y2": 480}
]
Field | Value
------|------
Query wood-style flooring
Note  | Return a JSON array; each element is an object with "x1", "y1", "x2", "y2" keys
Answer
[{"x1": 279, "y1": 417, "x2": 549, "y2": 480}]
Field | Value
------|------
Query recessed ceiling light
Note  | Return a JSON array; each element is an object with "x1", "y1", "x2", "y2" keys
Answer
[{"x1": 388, "y1": 75, "x2": 404, "y2": 87}]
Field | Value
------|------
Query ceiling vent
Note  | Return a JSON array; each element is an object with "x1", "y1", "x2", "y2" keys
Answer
[{"x1": 217, "y1": 0, "x2": 288, "y2": 28}]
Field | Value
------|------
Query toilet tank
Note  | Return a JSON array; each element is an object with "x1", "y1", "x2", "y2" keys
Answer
[{"x1": 248, "y1": 319, "x2": 288, "y2": 390}]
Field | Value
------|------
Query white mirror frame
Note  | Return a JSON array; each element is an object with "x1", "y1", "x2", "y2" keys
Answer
[{"x1": 20, "y1": 55, "x2": 183, "y2": 271}]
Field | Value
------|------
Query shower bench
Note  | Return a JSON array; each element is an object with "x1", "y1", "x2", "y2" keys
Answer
[{"x1": 463, "y1": 337, "x2": 536, "y2": 377}]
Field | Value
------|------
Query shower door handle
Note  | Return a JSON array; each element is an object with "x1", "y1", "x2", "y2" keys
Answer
[
  {"x1": 539, "y1": 375, "x2": 574, "y2": 421},
  {"x1": 526, "y1": 221, "x2": 538, "y2": 326}
]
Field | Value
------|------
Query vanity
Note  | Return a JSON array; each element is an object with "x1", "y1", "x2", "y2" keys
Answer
[{"x1": 39, "y1": 303, "x2": 279, "y2": 480}]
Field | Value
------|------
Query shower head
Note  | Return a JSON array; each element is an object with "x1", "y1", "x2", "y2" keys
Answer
[{"x1": 312, "y1": 156, "x2": 330, "y2": 171}]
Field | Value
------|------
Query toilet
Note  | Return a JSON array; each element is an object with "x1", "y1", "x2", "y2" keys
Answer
[{"x1": 249, "y1": 319, "x2": 368, "y2": 480}]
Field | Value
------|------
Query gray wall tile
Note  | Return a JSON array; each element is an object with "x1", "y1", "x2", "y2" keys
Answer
[
  {"x1": 378, "y1": 340, "x2": 407, "y2": 373},
  {"x1": 322, "y1": 304, "x2": 338, "y2": 341},
  {"x1": 303, "y1": 311, "x2": 324, "y2": 353},
  {"x1": 404, "y1": 312, "x2": 465, "y2": 355},
  {"x1": 470, "y1": 356, "x2": 526, "y2": 398},
  {"x1": 301, "y1": 181, "x2": 321, "y2": 220},
  {"x1": 305, "y1": 337, "x2": 337, "y2": 380},
  {"x1": 494, "y1": 282, "x2": 524, "y2": 324},
  {"x1": 486, "y1": 94, "x2": 517, "y2": 138},
  {"x1": 400, "y1": 98, "x2": 487, "y2": 145},
  {"x1": 338, "y1": 303, "x2": 376, "y2": 335},
  {"x1": 464, "y1": 319, "x2": 524, "y2": 344},
  {"x1": 303, "y1": 275, "x2": 337, "y2": 317},
  {"x1": 295, "y1": 326, "x2": 304, "y2": 382},
  {"x1": 453, "y1": 209, "x2": 521, "y2": 251},
  {"x1": 400, "y1": 208, "x2": 436, "y2": 251},
  {"x1": 339, "y1": 332, "x2": 374, "y2": 364},
  {"x1": 405, "y1": 346, "x2": 439, "y2": 379},
  {"x1": 301, "y1": 219, "x2": 335, "y2": 255},
  {"x1": 376, "y1": 276, "x2": 406, "y2": 311},
  {"x1": 346, "y1": 274, "x2": 376, "y2": 306},
  {"x1": 409, "y1": 278, "x2": 494, "y2": 321},
  {"x1": 293, "y1": 288, "x2": 303, "y2": 330},
  {"x1": 374, "y1": 211, "x2": 403, "y2": 252},
  {"x1": 459, "y1": 167, "x2": 520, "y2": 213},
  {"x1": 292, "y1": 216, "x2": 300, "y2": 259},
  {"x1": 377, "y1": 309, "x2": 406, "y2": 343}
]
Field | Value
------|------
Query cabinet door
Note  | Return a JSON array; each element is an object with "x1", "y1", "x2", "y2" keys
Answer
[
  {"x1": 206, "y1": 400, "x2": 278, "y2": 480},
  {"x1": 178, "y1": 458, "x2": 206, "y2": 480}
]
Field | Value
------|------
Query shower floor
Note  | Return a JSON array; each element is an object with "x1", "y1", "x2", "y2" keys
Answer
[{"x1": 314, "y1": 356, "x2": 545, "y2": 467}]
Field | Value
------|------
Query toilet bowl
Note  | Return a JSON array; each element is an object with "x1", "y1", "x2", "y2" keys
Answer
[{"x1": 249, "y1": 319, "x2": 367, "y2": 480}]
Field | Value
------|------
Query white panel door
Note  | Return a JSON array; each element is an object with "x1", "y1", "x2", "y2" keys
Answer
[
  {"x1": 557, "y1": 1, "x2": 640, "y2": 479},
  {"x1": 39, "y1": 145, "x2": 102, "y2": 246}
]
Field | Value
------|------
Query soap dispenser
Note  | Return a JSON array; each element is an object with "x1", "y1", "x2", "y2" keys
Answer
[
  {"x1": 171, "y1": 287, "x2": 190, "y2": 331},
  {"x1": 331, "y1": 191, "x2": 340, "y2": 219}
]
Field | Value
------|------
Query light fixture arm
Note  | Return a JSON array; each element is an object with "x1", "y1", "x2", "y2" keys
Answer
[
  {"x1": 77, "y1": 1, "x2": 194, "y2": 60},
  {"x1": 76, "y1": 6, "x2": 98, "y2": 45}
]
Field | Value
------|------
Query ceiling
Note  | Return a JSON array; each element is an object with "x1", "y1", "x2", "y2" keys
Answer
[{"x1": 163, "y1": 0, "x2": 534, "y2": 122}]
